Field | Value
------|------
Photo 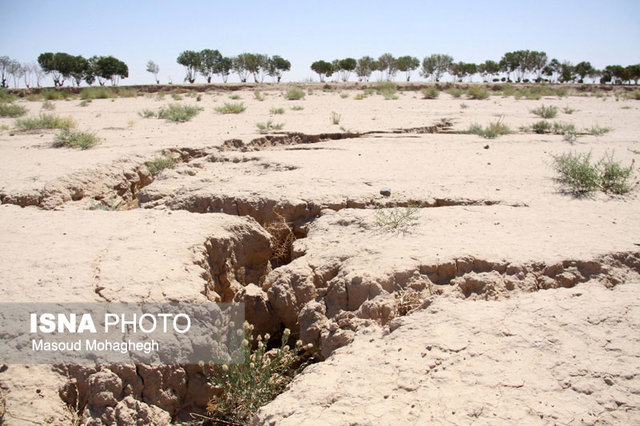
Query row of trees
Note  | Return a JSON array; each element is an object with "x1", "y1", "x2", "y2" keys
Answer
[
  {"x1": 36, "y1": 52, "x2": 128, "y2": 87},
  {"x1": 311, "y1": 51, "x2": 640, "y2": 85},
  {"x1": 174, "y1": 50, "x2": 291, "y2": 84},
  {"x1": 0, "y1": 56, "x2": 47, "y2": 88}
]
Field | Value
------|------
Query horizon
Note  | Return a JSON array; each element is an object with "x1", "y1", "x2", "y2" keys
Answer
[{"x1": 1, "y1": 0, "x2": 639, "y2": 87}]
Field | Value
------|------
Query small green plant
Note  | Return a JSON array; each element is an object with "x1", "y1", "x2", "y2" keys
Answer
[
  {"x1": 340, "y1": 92, "x2": 349, "y2": 99},
  {"x1": 254, "y1": 90, "x2": 265, "y2": 101},
  {"x1": 621, "y1": 106, "x2": 632, "y2": 110},
  {"x1": 171, "y1": 93, "x2": 183, "y2": 101},
  {"x1": 0, "y1": 124, "x2": 9, "y2": 131},
  {"x1": 215, "y1": 102, "x2": 246, "y2": 114},
  {"x1": 269, "y1": 107, "x2": 285, "y2": 115},
  {"x1": 138, "y1": 109, "x2": 156, "y2": 118},
  {"x1": 466, "y1": 118, "x2": 511, "y2": 139},
  {"x1": 354, "y1": 93, "x2": 367, "y2": 100},
  {"x1": 531, "y1": 120, "x2": 552, "y2": 134},
  {"x1": 196, "y1": 94, "x2": 202, "y2": 102},
  {"x1": 330, "y1": 111, "x2": 341, "y2": 125},
  {"x1": 15, "y1": 113, "x2": 75, "y2": 130},
  {"x1": 291, "y1": 105, "x2": 304, "y2": 111},
  {"x1": 460, "y1": 103, "x2": 468, "y2": 109},
  {"x1": 585, "y1": 125, "x2": 611, "y2": 136},
  {"x1": 53, "y1": 129, "x2": 99, "y2": 149},
  {"x1": 375, "y1": 82, "x2": 398, "y2": 100},
  {"x1": 0, "y1": 103, "x2": 27, "y2": 117},
  {"x1": 117, "y1": 88, "x2": 138, "y2": 98},
  {"x1": 562, "y1": 106, "x2": 577, "y2": 114},
  {"x1": 229, "y1": 94, "x2": 241, "y2": 100},
  {"x1": 552, "y1": 151, "x2": 636, "y2": 195},
  {"x1": 285, "y1": 88, "x2": 305, "y2": 100},
  {"x1": 501, "y1": 84, "x2": 516, "y2": 97},
  {"x1": 625, "y1": 91, "x2": 640, "y2": 100},
  {"x1": 256, "y1": 120, "x2": 285, "y2": 133},
  {"x1": 41, "y1": 100, "x2": 55, "y2": 111},
  {"x1": 80, "y1": 87, "x2": 116, "y2": 100},
  {"x1": 421, "y1": 87, "x2": 439, "y2": 99},
  {"x1": 155, "y1": 92, "x2": 166, "y2": 101},
  {"x1": 205, "y1": 323, "x2": 315, "y2": 425},
  {"x1": 146, "y1": 156, "x2": 178, "y2": 175},
  {"x1": 78, "y1": 99, "x2": 91, "y2": 107},
  {"x1": 375, "y1": 204, "x2": 421, "y2": 230},
  {"x1": 363, "y1": 88, "x2": 375, "y2": 96},
  {"x1": 552, "y1": 122, "x2": 576, "y2": 135},
  {"x1": 0, "y1": 88, "x2": 16, "y2": 103},
  {"x1": 466, "y1": 86, "x2": 490, "y2": 100},
  {"x1": 531, "y1": 104, "x2": 558, "y2": 119},
  {"x1": 157, "y1": 103, "x2": 203, "y2": 122}
]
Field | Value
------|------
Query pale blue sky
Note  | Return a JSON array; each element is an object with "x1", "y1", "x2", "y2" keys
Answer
[{"x1": 1, "y1": 0, "x2": 638, "y2": 85}]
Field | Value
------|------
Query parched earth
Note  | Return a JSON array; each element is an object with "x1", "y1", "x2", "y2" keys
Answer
[{"x1": 0, "y1": 85, "x2": 639, "y2": 424}]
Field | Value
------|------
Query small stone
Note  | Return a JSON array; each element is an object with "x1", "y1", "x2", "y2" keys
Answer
[
  {"x1": 380, "y1": 187, "x2": 391, "y2": 197},
  {"x1": 484, "y1": 145, "x2": 489, "y2": 149}
]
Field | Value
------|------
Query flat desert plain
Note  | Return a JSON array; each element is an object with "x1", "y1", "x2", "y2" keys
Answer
[{"x1": 0, "y1": 84, "x2": 639, "y2": 425}]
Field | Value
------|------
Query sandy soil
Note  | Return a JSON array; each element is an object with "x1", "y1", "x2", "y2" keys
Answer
[{"x1": 0, "y1": 85, "x2": 639, "y2": 424}]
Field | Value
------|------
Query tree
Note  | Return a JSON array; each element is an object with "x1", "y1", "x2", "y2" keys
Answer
[
  {"x1": 267, "y1": 55, "x2": 291, "y2": 83},
  {"x1": 337, "y1": 58, "x2": 356, "y2": 82},
  {"x1": 69, "y1": 55, "x2": 88, "y2": 86},
  {"x1": 8, "y1": 60, "x2": 23, "y2": 88},
  {"x1": 420, "y1": 54, "x2": 453, "y2": 82},
  {"x1": 0, "y1": 56, "x2": 11, "y2": 87},
  {"x1": 146, "y1": 60, "x2": 160, "y2": 84},
  {"x1": 478, "y1": 60, "x2": 500, "y2": 81},
  {"x1": 199, "y1": 49, "x2": 222, "y2": 83},
  {"x1": 395, "y1": 56, "x2": 419, "y2": 81},
  {"x1": 529, "y1": 51, "x2": 548, "y2": 81},
  {"x1": 355, "y1": 56, "x2": 374, "y2": 81},
  {"x1": 177, "y1": 50, "x2": 200, "y2": 83},
  {"x1": 450, "y1": 62, "x2": 476, "y2": 82},
  {"x1": 543, "y1": 58, "x2": 561, "y2": 83},
  {"x1": 38, "y1": 52, "x2": 75, "y2": 86},
  {"x1": 94, "y1": 56, "x2": 128, "y2": 85},
  {"x1": 574, "y1": 61, "x2": 596, "y2": 83},
  {"x1": 22, "y1": 62, "x2": 40, "y2": 88},
  {"x1": 84, "y1": 56, "x2": 98, "y2": 85},
  {"x1": 627, "y1": 64, "x2": 640, "y2": 85},
  {"x1": 377, "y1": 53, "x2": 397, "y2": 81},
  {"x1": 219, "y1": 57, "x2": 233, "y2": 83},
  {"x1": 310, "y1": 60, "x2": 333, "y2": 82},
  {"x1": 233, "y1": 53, "x2": 252, "y2": 82},
  {"x1": 558, "y1": 61, "x2": 576, "y2": 83}
]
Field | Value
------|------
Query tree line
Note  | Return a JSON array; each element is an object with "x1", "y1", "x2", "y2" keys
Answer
[
  {"x1": 173, "y1": 50, "x2": 291, "y2": 84},
  {"x1": 311, "y1": 50, "x2": 640, "y2": 85}
]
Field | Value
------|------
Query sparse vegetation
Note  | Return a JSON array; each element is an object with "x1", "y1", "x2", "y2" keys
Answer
[
  {"x1": 15, "y1": 113, "x2": 75, "y2": 130},
  {"x1": 531, "y1": 104, "x2": 558, "y2": 118},
  {"x1": 138, "y1": 108, "x2": 156, "y2": 118},
  {"x1": 256, "y1": 120, "x2": 284, "y2": 133},
  {"x1": 552, "y1": 151, "x2": 636, "y2": 195},
  {"x1": 53, "y1": 129, "x2": 99, "y2": 149},
  {"x1": 466, "y1": 86, "x2": 490, "y2": 100},
  {"x1": 205, "y1": 323, "x2": 315, "y2": 425},
  {"x1": 340, "y1": 92, "x2": 349, "y2": 99},
  {"x1": 466, "y1": 118, "x2": 511, "y2": 139},
  {"x1": 229, "y1": 94, "x2": 241, "y2": 100},
  {"x1": 330, "y1": 111, "x2": 341, "y2": 125},
  {"x1": 269, "y1": 107, "x2": 285, "y2": 115},
  {"x1": 0, "y1": 88, "x2": 16, "y2": 103},
  {"x1": 447, "y1": 88, "x2": 464, "y2": 98},
  {"x1": 284, "y1": 88, "x2": 305, "y2": 100},
  {"x1": 171, "y1": 93, "x2": 183, "y2": 101},
  {"x1": 563, "y1": 106, "x2": 577, "y2": 114},
  {"x1": 375, "y1": 82, "x2": 398, "y2": 100},
  {"x1": 460, "y1": 103, "x2": 468, "y2": 109},
  {"x1": 291, "y1": 105, "x2": 304, "y2": 111},
  {"x1": 157, "y1": 103, "x2": 203, "y2": 122},
  {"x1": 375, "y1": 204, "x2": 421, "y2": 230},
  {"x1": 80, "y1": 87, "x2": 116, "y2": 100},
  {"x1": 421, "y1": 87, "x2": 439, "y2": 99},
  {"x1": 585, "y1": 125, "x2": 611, "y2": 136},
  {"x1": 41, "y1": 100, "x2": 55, "y2": 111},
  {"x1": 215, "y1": 102, "x2": 246, "y2": 114},
  {"x1": 146, "y1": 156, "x2": 178, "y2": 176},
  {"x1": 531, "y1": 120, "x2": 553, "y2": 134},
  {"x1": 254, "y1": 90, "x2": 265, "y2": 101},
  {"x1": 0, "y1": 102, "x2": 27, "y2": 117}
]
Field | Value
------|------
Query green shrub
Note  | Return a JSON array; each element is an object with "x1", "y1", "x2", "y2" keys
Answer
[
  {"x1": 446, "y1": 88, "x2": 464, "y2": 98},
  {"x1": 585, "y1": 125, "x2": 611, "y2": 136},
  {"x1": 41, "y1": 89, "x2": 72, "y2": 101},
  {"x1": 41, "y1": 100, "x2": 55, "y2": 111},
  {"x1": 625, "y1": 91, "x2": 640, "y2": 100},
  {"x1": 256, "y1": 120, "x2": 285, "y2": 133},
  {"x1": 117, "y1": 87, "x2": 138, "y2": 98},
  {"x1": 171, "y1": 93, "x2": 183, "y2": 101},
  {"x1": 80, "y1": 87, "x2": 116, "y2": 100},
  {"x1": 205, "y1": 324, "x2": 314, "y2": 425},
  {"x1": 552, "y1": 122, "x2": 576, "y2": 135},
  {"x1": 0, "y1": 88, "x2": 16, "y2": 103},
  {"x1": 254, "y1": 90, "x2": 265, "y2": 101},
  {"x1": 269, "y1": 107, "x2": 285, "y2": 115},
  {"x1": 421, "y1": 87, "x2": 439, "y2": 99},
  {"x1": 466, "y1": 86, "x2": 490, "y2": 100},
  {"x1": 531, "y1": 104, "x2": 558, "y2": 119},
  {"x1": 375, "y1": 82, "x2": 398, "y2": 100},
  {"x1": 53, "y1": 129, "x2": 99, "y2": 149},
  {"x1": 78, "y1": 100, "x2": 91, "y2": 107},
  {"x1": 460, "y1": 103, "x2": 468, "y2": 109},
  {"x1": 15, "y1": 113, "x2": 75, "y2": 130},
  {"x1": 330, "y1": 111, "x2": 341, "y2": 125},
  {"x1": 501, "y1": 84, "x2": 516, "y2": 97},
  {"x1": 375, "y1": 204, "x2": 421, "y2": 230},
  {"x1": 531, "y1": 120, "x2": 552, "y2": 134},
  {"x1": 145, "y1": 156, "x2": 178, "y2": 175},
  {"x1": 354, "y1": 93, "x2": 367, "y2": 100},
  {"x1": 466, "y1": 118, "x2": 511, "y2": 139},
  {"x1": 157, "y1": 103, "x2": 203, "y2": 122},
  {"x1": 562, "y1": 106, "x2": 577, "y2": 114},
  {"x1": 229, "y1": 94, "x2": 241, "y2": 100},
  {"x1": 0, "y1": 103, "x2": 27, "y2": 118},
  {"x1": 291, "y1": 105, "x2": 304, "y2": 111},
  {"x1": 215, "y1": 102, "x2": 246, "y2": 114},
  {"x1": 284, "y1": 88, "x2": 305, "y2": 100},
  {"x1": 552, "y1": 151, "x2": 636, "y2": 195},
  {"x1": 138, "y1": 109, "x2": 156, "y2": 118}
]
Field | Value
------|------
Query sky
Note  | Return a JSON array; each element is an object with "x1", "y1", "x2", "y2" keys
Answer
[{"x1": 1, "y1": 0, "x2": 639, "y2": 86}]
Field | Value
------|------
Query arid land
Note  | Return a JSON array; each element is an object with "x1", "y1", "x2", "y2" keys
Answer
[{"x1": 1, "y1": 83, "x2": 639, "y2": 424}]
